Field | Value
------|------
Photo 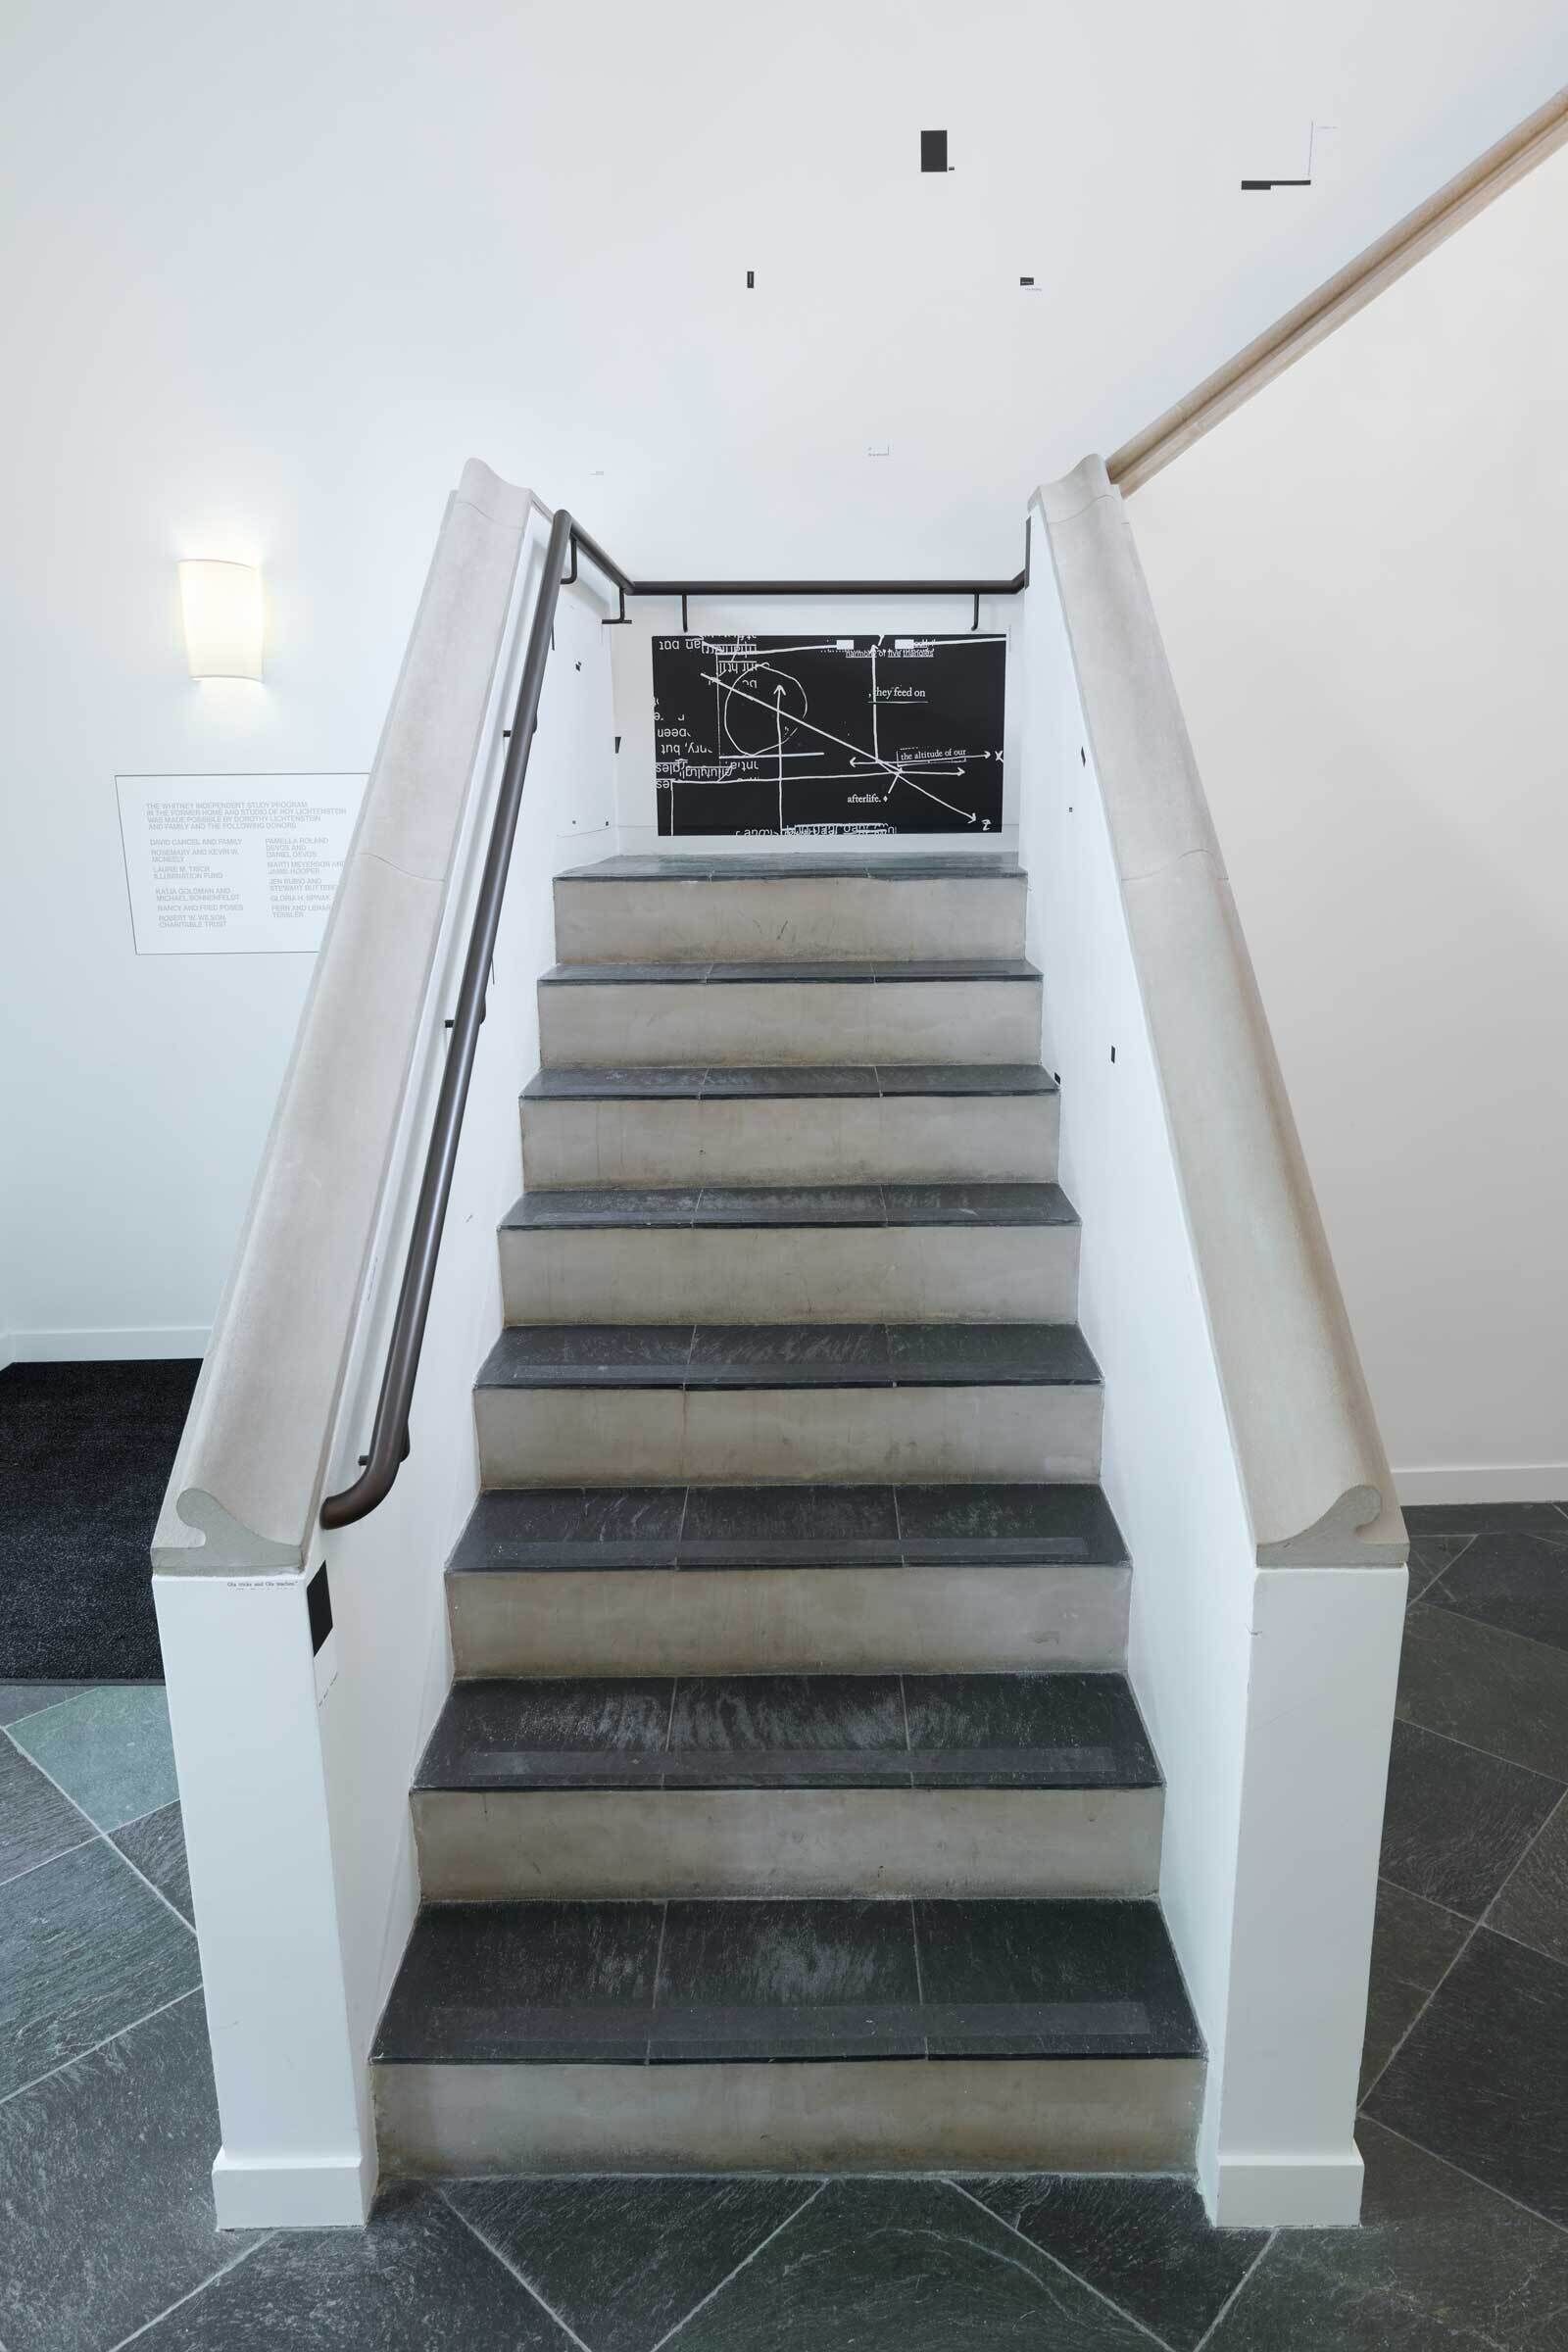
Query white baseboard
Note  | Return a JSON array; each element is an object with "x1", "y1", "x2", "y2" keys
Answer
[
  {"x1": 1204, "y1": 2144, "x2": 1364, "y2": 2229},
  {"x1": 1395, "y1": 1463, "x2": 1568, "y2": 1506},
  {"x1": 212, "y1": 2147, "x2": 373, "y2": 2230},
  {"x1": 4, "y1": 1325, "x2": 210, "y2": 1363}
]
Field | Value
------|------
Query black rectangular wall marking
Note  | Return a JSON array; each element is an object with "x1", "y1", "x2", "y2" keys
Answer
[
  {"x1": 307, "y1": 1562, "x2": 333, "y2": 1655},
  {"x1": 920, "y1": 128, "x2": 948, "y2": 172},
  {"x1": 652, "y1": 633, "x2": 1005, "y2": 836}
]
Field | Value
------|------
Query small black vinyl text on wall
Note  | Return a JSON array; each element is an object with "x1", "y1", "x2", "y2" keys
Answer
[{"x1": 652, "y1": 632, "x2": 1005, "y2": 836}]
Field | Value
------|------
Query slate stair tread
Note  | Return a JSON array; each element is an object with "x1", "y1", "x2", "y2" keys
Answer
[
  {"x1": 522, "y1": 1062, "x2": 1058, "y2": 1101},
  {"x1": 475, "y1": 1322, "x2": 1101, "y2": 1392},
  {"x1": 446, "y1": 1481, "x2": 1128, "y2": 1572},
  {"x1": 558, "y1": 855, "x2": 1024, "y2": 881},
  {"x1": 416, "y1": 1672, "x2": 1160, "y2": 1792},
  {"x1": 539, "y1": 957, "x2": 1041, "y2": 985},
  {"x1": 371, "y1": 1895, "x2": 1201, "y2": 2065},
  {"x1": 501, "y1": 1181, "x2": 1075, "y2": 1229}
]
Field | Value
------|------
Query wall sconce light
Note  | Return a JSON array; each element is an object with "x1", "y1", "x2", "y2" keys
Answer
[{"x1": 178, "y1": 559, "x2": 265, "y2": 680}]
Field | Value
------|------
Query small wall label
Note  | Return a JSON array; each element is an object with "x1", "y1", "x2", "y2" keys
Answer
[{"x1": 116, "y1": 773, "x2": 366, "y2": 955}]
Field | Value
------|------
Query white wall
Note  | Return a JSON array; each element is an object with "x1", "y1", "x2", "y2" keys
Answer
[
  {"x1": 157, "y1": 510, "x2": 618, "y2": 2225},
  {"x1": 2, "y1": 0, "x2": 1564, "y2": 1349},
  {"x1": 1021, "y1": 484, "x2": 1404, "y2": 2225},
  {"x1": 1129, "y1": 138, "x2": 1568, "y2": 1501}
]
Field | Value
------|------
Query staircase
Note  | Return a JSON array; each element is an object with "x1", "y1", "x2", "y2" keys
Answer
[{"x1": 370, "y1": 852, "x2": 1203, "y2": 2175}]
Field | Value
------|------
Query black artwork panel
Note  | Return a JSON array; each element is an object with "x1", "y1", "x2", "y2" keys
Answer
[{"x1": 653, "y1": 633, "x2": 1004, "y2": 837}]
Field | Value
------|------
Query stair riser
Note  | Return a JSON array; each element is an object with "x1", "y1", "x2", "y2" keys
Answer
[
  {"x1": 520, "y1": 1094, "x2": 1058, "y2": 1188},
  {"x1": 374, "y1": 2055, "x2": 1202, "y2": 2175},
  {"x1": 539, "y1": 980, "x2": 1042, "y2": 1066},
  {"x1": 474, "y1": 1385, "x2": 1102, "y2": 1487},
  {"x1": 449, "y1": 1565, "x2": 1131, "y2": 1677},
  {"x1": 554, "y1": 875, "x2": 1028, "y2": 964},
  {"x1": 414, "y1": 1787, "x2": 1163, "y2": 1900},
  {"x1": 501, "y1": 1225, "x2": 1079, "y2": 1324}
]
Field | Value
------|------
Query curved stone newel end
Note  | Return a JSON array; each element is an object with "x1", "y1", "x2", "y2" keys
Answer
[
  {"x1": 1036, "y1": 456, "x2": 1119, "y2": 529},
  {"x1": 1035, "y1": 453, "x2": 1408, "y2": 1582},
  {"x1": 456, "y1": 460, "x2": 539, "y2": 531},
  {"x1": 1255, "y1": 1485, "x2": 1407, "y2": 1570},
  {"x1": 151, "y1": 1488, "x2": 306, "y2": 1576}
]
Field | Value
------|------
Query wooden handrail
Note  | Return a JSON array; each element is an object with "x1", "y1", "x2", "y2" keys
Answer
[{"x1": 1109, "y1": 82, "x2": 1568, "y2": 495}]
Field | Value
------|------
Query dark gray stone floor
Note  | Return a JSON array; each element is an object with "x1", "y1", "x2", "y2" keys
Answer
[{"x1": 1, "y1": 1498, "x2": 1565, "y2": 2350}]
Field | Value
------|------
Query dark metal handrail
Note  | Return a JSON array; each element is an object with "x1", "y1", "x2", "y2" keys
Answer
[{"x1": 320, "y1": 507, "x2": 1028, "y2": 1527}]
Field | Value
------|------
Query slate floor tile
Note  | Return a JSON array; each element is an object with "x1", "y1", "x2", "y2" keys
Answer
[
  {"x1": 0, "y1": 1682, "x2": 96, "y2": 1726},
  {"x1": 669, "y1": 2177, "x2": 1154, "y2": 2350},
  {"x1": 0, "y1": 1838, "x2": 199, "y2": 2097},
  {"x1": 1359, "y1": 1878, "x2": 1472, "y2": 2097},
  {"x1": 9, "y1": 1684, "x2": 178, "y2": 1833},
  {"x1": 447, "y1": 2174, "x2": 821, "y2": 2352},
  {"x1": 0, "y1": 1733, "x2": 93, "y2": 1886},
  {"x1": 1362, "y1": 1929, "x2": 1568, "y2": 2227},
  {"x1": 0, "y1": 1990, "x2": 249, "y2": 2352},
  {"x1": 1378, "y1": 1719, "x2": 1562, "y2": 1917},
  {"x1": 1427, "y1": 1529, "x2": 1568, "y2": 1653},
  {"x1": 1402, "y1": 1501, "x2": 1568, "y2": 1537},
  {"x1": 133, "y1": 2182, "x2": 575, "y2": 2349},
  {"x1": 1489, "y1": 1794, "x2": 1568, "y2": 1968},
  {"x1": 962, "y1": 2173, "x2": 1267, "y2": 2352},
  {"x1": 1212, "y1": 2115, "x2": 1568, "y2": 2350},
  {"x1": 110, "y1": 1801, "x2": 194, "y2": 1926},
  {"x1": 1396, "y1": 1603, "x2": 1568, "y2": 1780},
  {"x1": 1406, "y1": 1535, "x2": 1474, "y2": 1603}
]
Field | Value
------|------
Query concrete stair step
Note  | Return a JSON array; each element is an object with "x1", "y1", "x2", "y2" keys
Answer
[
  {"x1": 445, "y1": 1481, "x2": 1130, "y2": 1676},
  {"x1": 412, "y1": 1671, "x2": 1163, "y2": 1899},
  {"x1": 519, "y1": 1062, "x2": 1059, "y2": 1186},
  {"x1": 499, "y1": 1181, "x2": 1079, "y2": 1322},
  {"x1": 371, "y1": 1895, "x2": 1203, "y2": 2173},
  {"x1": 553, "y1": 853, "x2": 1027, "y2": 964},
  {"x1": 471, "y1": 1321, "x2": 1103, "y2": 1486},
  {"x1": 536, "y1": 957, "x2": 1043, "y2": 1066}
]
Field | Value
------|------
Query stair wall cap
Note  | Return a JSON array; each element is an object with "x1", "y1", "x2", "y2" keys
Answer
[{"x1": 1035, "y1": 460, "x2": 1407, "y2": 1576}]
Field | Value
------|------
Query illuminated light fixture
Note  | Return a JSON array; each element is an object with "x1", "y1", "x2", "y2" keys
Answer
[{"x1": 178, "y1": 559, "x2": 265, "y2": 680}]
